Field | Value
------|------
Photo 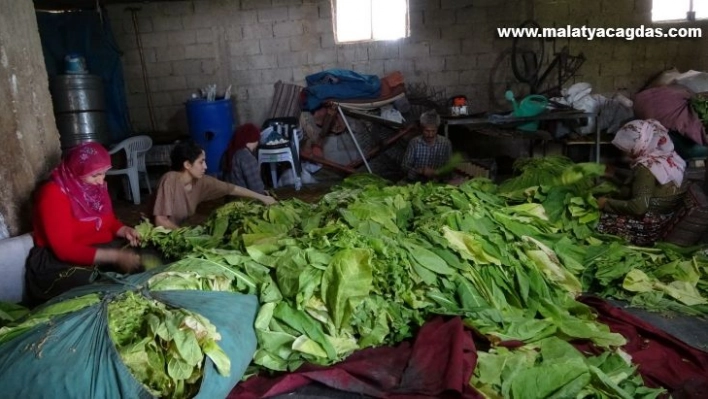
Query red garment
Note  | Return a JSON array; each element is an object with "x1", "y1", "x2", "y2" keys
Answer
[
  {"x1": 224, "y1": 124, "x2": 261, "y2": 172},
  {"x1": 229, "y1": 317, "x2": 482, "y2": 399},
  {"x1": 32, "y1": 181, "x2": 123, "y2": 265},
  {"x1": 51, "y1": 142, "x2": 113, "y2": 230},
  {"x1": 578, "y1": 296, "x2": 708, "y2": 398}
]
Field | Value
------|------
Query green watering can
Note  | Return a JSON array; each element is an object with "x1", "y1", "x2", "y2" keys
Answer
[{"x1": 505, "y1": 90, "x2": 548, "y2": 131}]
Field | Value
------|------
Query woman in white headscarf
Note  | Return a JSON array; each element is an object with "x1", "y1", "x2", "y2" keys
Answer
[{"x1": 597, "y1": 119, "x2": 686, "y2": 245}]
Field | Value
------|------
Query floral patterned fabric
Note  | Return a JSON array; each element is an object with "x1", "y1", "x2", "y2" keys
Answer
[
  {"x1": 597, "y1": 211, "x2": 674, "y2": 246},
  {"x1": 612, "y1": 119, "x2": 686, "y2": 187}
]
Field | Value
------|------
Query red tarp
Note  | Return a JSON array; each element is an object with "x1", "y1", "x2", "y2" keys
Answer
[
  {"x1": 578, "y1": 296, "x2": 708, "y2": 398},
  {"x1": 229, "y1": 317, "x2": 482, "y2": 399},
  {"x1": 230, "y1": 299, "x2": 708, "y2": 399}
]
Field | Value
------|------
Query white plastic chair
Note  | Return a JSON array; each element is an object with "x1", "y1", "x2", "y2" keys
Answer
[
  {"x1": 258, "y1": 128, "x2": 303, "y2": 190},
  {"x1": 106, "y1": 135, "x2": 153, "y2": 204}
]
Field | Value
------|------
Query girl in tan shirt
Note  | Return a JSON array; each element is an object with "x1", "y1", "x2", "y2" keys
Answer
[{"x1": 153, "y1": 140, "x2": 276, "y2": 229}]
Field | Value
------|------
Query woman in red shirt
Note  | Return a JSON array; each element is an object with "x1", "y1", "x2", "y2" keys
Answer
[{"x1": 25, "y1": 142, "x2": 142, "y2": 306}]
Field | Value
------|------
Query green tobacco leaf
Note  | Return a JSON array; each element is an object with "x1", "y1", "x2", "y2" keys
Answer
[
  {"x1": 321, "y1": 248, "x2": 373, "y2": 330},
  {"x1": 443, "y1": 227, "x2": 501, "y2": 265},
  {"x1": 292, "y1": 335, "x2": 328, "y2": 358},
  {"x1": 587, "y1": 365, "x2": 634, "y2": 399},
  {"x1": 260, "y1": 278, "x2": 284, "y2": 303},
  {"x1": 203, "y1": 339, "x2": 231, "y2": 376},
  {"x1": 658, "y1": 281, "x2": 707, "y2": 306},
  {"x1": 32, "y1": 294, "x2": 101, "y2": 319},
  {"x1": 0, "y1": 302, "x2": 29, "y2": 323},
  {"x1": 405, "y1": 242, "x2": 455, "y2": 275},
  {"x1": 244, "y1": 233, "x2": 284, "y2": 267},
  {"x1": 411, "y1": 261, "x2": 437, "y2": 285},
  {"x1": 167, "y1": 356, "x2": 194, "y2": 380},
  {"x1": 273, "y1": 302, "x2": 337, "y2": 360},
  {"x1": 173, "y1": 326, "x2": 204, "y2": 366},
  {"x1": 623, "y1": 269, "x2": 708, "y2": 305},
  {"x1": 253, "y1": 348, "x2": 289, "y2": 371},
  {"x1": 275, "y1": 256, "x2": 304, "y2": 299},
  {"x1": 523, "y1": 236, "x2": 582, "y2": 296},
  {"x1": 510, "y1": 339, "x2": 589, "y2": 399}
]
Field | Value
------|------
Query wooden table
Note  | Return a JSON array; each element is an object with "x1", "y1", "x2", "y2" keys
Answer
[{"x1": 443, "y1": 110, "x2": 601, "y2": 162}]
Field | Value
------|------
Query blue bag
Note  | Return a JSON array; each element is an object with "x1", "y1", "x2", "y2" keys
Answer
[{"x1": 303, "y1": 69, "x2": 382, "y2": 111}]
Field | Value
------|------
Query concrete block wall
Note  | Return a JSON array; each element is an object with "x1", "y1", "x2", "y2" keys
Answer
[
  {"x1": 535, "y1": 0, "x2": 707, "y2": 96},
  {"x1": 107, "y1": 0, "x2": 706, "y2": 134},
  {"x1": 0, "y1": 0, "x2": 61, "y2": 235},
  {"x1": 108, "y1": 0, "x2": 531, "y2": 132}
]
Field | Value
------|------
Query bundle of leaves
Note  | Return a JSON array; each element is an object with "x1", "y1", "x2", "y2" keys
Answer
[
  {"x1": 498, "y1": 156, "x2": 577, "y2": 194},
  {"x1": 0, "y1": 294, "x2": 101, "y2": 345},
  {"x1": 107, "y1": 291, "x2": 230, "y2": 398},
  {"x1": 0, "y1": 263, "x2": 240, "y2": 399},
  {"x1": 690, "y1": 93, "x2": 708, "y2": 128}
]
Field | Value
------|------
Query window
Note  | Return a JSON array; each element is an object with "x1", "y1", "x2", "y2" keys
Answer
[
  {"x1": 652, "y1": 0, "x2": 708, "y2": 22},
  {"x1": 331, "y1": 0, "x2": 409, "y2": 43}
]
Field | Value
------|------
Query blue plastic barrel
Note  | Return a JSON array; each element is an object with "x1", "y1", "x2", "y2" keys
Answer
[{"x1": 185, "y1": 98, "x2": 235, "y2": 176}]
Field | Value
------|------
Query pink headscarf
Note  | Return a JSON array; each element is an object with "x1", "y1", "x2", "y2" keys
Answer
[
  {"x1": 51, "y1": 142, "x2": 113, "y2": 229},
  {"x1": 612, "y1": 119, "x2": 686, "y2": 187}
]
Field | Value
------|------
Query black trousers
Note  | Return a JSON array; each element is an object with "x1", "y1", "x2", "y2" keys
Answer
[{"x1": 24, "y1": 240, "x2": 128, "y2": 308}]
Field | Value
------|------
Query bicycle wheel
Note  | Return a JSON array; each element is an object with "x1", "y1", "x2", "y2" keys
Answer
[{"x1": 511, "y1": 20, "x2": 544, "y2": 87}]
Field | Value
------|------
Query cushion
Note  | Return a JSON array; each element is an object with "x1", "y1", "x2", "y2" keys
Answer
[
  {"x1": 0, "y1": 233, "x2": 33, "y2": 303},
  {"x1": 669, "y1": 131, "x2": 708, "y2": 160},
  {"x1": 663, "y1": 184, "x2": 708, "y2": 246}
]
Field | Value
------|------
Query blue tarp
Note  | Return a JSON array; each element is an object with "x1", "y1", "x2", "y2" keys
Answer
[
  {"x1": 0, "y1": 268, "x2": 258, "y2": 398},
  {"x1": 36, "y1": 9, "x2": 132, "y2": 143},
  {"x1": 303, "y1": 69, "x2": 382, "y2": 111}
]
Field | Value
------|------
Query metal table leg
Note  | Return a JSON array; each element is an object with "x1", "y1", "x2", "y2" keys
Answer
[
  {"x1": 595, "y1": 114, "x2": 600, "y2": 163},
  {"x1": 337, "y1": 106, "x2": 373, "y2": 173}
]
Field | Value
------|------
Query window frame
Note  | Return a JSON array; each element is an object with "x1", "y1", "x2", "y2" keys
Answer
[
  {"x1": 330, "y1": 0, "x2": 410, "y2": 44},
  {"x1": 652, "y1": 0, "x2": 708, "y2": 23}
]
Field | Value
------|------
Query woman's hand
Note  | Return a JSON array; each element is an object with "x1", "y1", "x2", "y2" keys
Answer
[
  {"x1": 154, "y1": 215, "x2": 180, "y2": 230},
  {"x1": 95, "y1": 248, "x2": 141, "y2": 274},
  {"x1": 117, "y1": 226, "x2": 141, "y2": 247},
  {"x1": 260, "y1": 195, "x2": 277, "y2": 206},
  {"x1": 115, "y1": 249, "x2": 142, "y2": 273},
  {"x1": 597, "y1": 196, "x2": 607, "y2": 210}
]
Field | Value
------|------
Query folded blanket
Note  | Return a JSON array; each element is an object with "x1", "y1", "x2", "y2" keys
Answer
[{"x1": 229, "y1": 317, "x2": 481, "y2": 399}]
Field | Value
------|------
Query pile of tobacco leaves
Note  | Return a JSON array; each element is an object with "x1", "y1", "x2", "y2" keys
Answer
[
  {"x1": 130, "y1": 157, "x2": 707, "y2": 397},
  {"x1": 4, "y1": 157, "x2": 705, "y2": 398}
]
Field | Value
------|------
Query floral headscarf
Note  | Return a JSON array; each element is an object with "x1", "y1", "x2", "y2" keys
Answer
[
  {"x1": 51, "y1": 142, "x2": 113, "y2": 229},
  {"x1": 612, "y1": 119, "x2": 686, "y2": 187}
]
